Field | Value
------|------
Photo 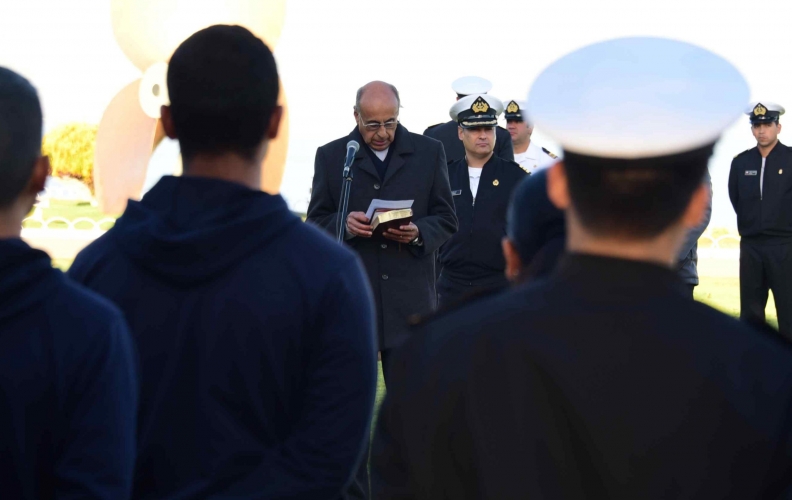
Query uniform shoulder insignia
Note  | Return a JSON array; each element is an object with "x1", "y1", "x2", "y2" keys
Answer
[
  {"x1": 509, "y1": 160, "x2": 531, "y2": 174},
  {"x1": 424, "y1": 123, "x2": 443, "y2": 133},
  {"x1": 542, "y1": 147, "x2": 559, "y2": 159}
]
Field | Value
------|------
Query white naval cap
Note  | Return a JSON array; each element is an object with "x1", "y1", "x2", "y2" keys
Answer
[
  {"x1": 525, "y1": 37, "x2": 749, "y2": 159},
  {"x1": 450, "y1": 94, "x2": 504, "y2": 128},
  {"x1": 504, "y1": 99, "x2": 529, "y2": 121},
  {"x1": 451, "y1": 76, "x2": 492, "y2": 96},
  {"x1": 745, "y1": 101, "x2": 785, "y2": 123}
]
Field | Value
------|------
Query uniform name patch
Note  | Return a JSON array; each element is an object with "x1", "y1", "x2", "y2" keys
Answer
[{"x1": 745, "y1": 170, "x2": 758, "y2": 176}]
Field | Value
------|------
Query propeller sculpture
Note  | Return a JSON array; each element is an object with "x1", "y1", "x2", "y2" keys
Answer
[{"x1": 95, "y1": 0, "x2": 289, "y2": 214}]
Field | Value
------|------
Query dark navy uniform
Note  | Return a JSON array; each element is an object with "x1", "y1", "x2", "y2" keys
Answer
[
  {"x1": 424, "y1": 121, "x2": 514, "y2": 163},
  {"x1": 438, "y1": 155, "x2": 527, "y2": 306},
  {"x1": 373, "y1": 255, "x2": 792, "y2": 499},
  {"x1": 729, "y1": 105, "x2": 792, "y2": 338}
]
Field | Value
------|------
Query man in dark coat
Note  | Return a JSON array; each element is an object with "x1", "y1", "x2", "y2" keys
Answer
[
  {"x1": 729, "y1": 102, "x2": 792, "y2": 337},
  {"x1": 373, "y1": 37, "x2": 792, "y2": 498},
  {"x1": 0, "y1": 67, "x2": 138, "y2": 499},
  {"x1": 424, "y1": 76, "x2": 514, "y2": 163},
  {"x1": 307, "y1": 81, "x2": 457, "y2": 370},
  {"x1": 68, "y1": 26, "x2": 377, "y2": 500},
  {"x1": 437, "y1": 93, "x2": 527, "y2": 307}
]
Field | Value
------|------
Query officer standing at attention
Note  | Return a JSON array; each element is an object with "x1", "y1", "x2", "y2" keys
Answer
[
  {"x1": 504, "y1": 99, "x2": 558, "y2": 173},
  {"x1": 373, "y1": 37, "x2": 792, "y2": 498},
  {"x1": 729, "y1": 102, "x2": 792, "y2": 337},
  {"x1": 437, "y1": 94, "x2": 527, "y2": 306},
  {"x1": 424, "y1": 76, "x2": 514, "y2": 163}
]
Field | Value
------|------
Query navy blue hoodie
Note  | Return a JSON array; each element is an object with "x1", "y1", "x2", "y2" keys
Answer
[
  {"x1": 0, "y1": 238, "x2": 138, "y2": 499},
  {"x1": 69, "y1": 176, "x2": 377, "y2": 500}
]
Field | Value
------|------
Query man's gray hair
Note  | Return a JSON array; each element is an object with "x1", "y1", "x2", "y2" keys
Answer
[{"x1": 354, "y1": 82, "x2": 401, "y2": 113}]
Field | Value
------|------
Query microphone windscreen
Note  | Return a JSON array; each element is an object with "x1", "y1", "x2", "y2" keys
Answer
[{"x1": 347, "y1": 140, "x2": 360, "y2": 154}]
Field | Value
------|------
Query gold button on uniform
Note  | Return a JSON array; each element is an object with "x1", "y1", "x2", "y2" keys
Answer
[{"x1": 493, "y1": 179, "x2": 499, "y2": 186}]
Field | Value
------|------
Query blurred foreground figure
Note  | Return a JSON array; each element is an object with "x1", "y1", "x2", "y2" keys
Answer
[
  {"x1": 0, "y1": 67, "x2": 138, "y2": 499},
  {"x1": 69, "y1": 26, "x2": 377, "y2": 499},
  {"x1": 373, "y1": 37, "x2": 792, "y2": 499},
  {"x1": 502, "y1": 168, "x2": 565, "y2": 283},
  {"x1": 730, "y1": 102, "x2": 792, "y2": 337}
]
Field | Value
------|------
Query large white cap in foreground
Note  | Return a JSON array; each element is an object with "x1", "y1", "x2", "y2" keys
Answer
[
  {"x1": 452, "y1": 76, "x2": 492, "y2": 96},
  {"x1": 525, "y1": 37, "x2": 749, "y2": 159}
]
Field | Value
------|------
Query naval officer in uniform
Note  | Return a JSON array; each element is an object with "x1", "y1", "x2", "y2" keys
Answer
[
  {"x1": 424, "y1": 76, "x2": 514, "y2": 163},
  {"x1": 729, "y1": 102, "x2": 792, "y2": 338},
  {"x1": 436, "y1": 94, "x2": 527, "y2": 307},
  {"x1": 504, "y1": 98, "x2": 558, "y2": 173},
  {"x1": 373, "y1": 37, "x2": 792, "y2": 498}
]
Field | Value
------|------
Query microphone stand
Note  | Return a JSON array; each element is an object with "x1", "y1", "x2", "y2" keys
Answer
[{"x1": 336, "y1": 164, "x2": 354, "y2": 243}]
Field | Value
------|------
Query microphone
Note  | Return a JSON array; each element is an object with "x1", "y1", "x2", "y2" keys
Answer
[{"x1": 344, "y1": 140, "x2": 360, "y2": 173}]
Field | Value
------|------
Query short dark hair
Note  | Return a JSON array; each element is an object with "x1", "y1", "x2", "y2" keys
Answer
[
  {"x1": 0, "y1": 67, "x2": 42, "y2": 208},
  {"x1": 167, "y1": 25, "x2": 279, "y2": 161},
  {"x1": 564, "y1": 144, "x2": 713, "y2": 239}
]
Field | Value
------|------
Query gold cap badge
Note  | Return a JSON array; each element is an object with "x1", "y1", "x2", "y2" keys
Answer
[
  {"x1": 471, "y1": 96, "x2": 490, "y2": 114},
  {"x1": 754, "y1": 103, "x2": 767, "y2": 116},
  {"x1": 506, "y1": 101, "x2": 520, "y2": 114}
]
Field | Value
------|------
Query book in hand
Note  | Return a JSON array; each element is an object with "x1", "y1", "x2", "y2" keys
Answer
[
  {"x1": 370, "y1": 209, "x2": 413, "y2": 238},
  {"x1": 364, "y1": 199, "x2": 414, "y2": 220}
]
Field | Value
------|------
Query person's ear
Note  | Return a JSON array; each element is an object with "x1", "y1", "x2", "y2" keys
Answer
[
  {"x1": 547, "y1": 162, "x2": 570, "y2": 210},
  {"x1": 266, "y1": 105, "x2": 283, "y2": 140},
  {"x1": 458, "y1": 126, "x2": 464, "y2": 141},
  {"x1": 778, "y1": 122, "x2": 783, "y2": 134},
  {"x1": 160, "y1": 105, "x2": 177, "y2": 139},
  {"x1": 681, "y1": 181, "x2": 708, "y2": 230},
  {"x1": 27, "y1": 155, "x2": 49, "y2": 196},
  {"x1": 502, "y1": 237, "x2": 523, "y2": 282}
]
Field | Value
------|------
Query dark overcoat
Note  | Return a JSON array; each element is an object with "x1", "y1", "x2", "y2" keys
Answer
[
  {"x1": 307, "y1": 124, "x2": 457, "y2": 350},
  {"x1": 424, "y1": 120, "x2": 514, "y2": 163},
  {"x1": 373, "y1": 254, "x2": 792, "y2": 498}
]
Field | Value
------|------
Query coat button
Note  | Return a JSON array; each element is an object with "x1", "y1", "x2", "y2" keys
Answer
[
  {"x1": 374, "y1": 183, "x2": 380, "y2": 190},
  {"x1": 381, "y1": 243, "x2": 387, "y2": 249},
  {"x1": 382, "y1": 274, "x2": 389, "y2": 280}
]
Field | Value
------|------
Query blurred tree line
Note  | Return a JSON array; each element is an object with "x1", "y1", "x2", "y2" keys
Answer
[{"x1": 42, "y1": 123, "x2": 97, "y2": 193}]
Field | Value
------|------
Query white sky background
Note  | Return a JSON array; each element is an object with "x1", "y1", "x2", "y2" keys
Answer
[{"x1": 1, "y1": 0, "x2": 791, "y2": 227}]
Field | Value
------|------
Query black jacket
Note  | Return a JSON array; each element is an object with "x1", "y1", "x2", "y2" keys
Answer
[
  {"x1": 373, "y1": 254, "x2": 792, "y2": 499},
  {"x1": 0, "y1": 239, "x2": 138, "y2": 499},
  {"x1": 307, "y1": 124, "x2": 457, "y2": 350},
  {"x1": 440, "y1": 155, "x2": 527, "y2": 285},
  {"x1": 424, "y1": 120, "x2": 514, "y2": 163},
  {"x1": 729, "y1": 141, "x2": 792, "y2": 241},
  {"x1": 69, "y1": 176, "x2": 377, "y2": 500}
]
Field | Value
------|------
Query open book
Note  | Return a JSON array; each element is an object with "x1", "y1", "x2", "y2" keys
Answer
[{"x1": 365, "y1": 199, "x2": 414, "y2": 238}]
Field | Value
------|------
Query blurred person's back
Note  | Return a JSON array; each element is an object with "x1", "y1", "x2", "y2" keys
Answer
[
  {"x1": 69, "y1": 26, "x2": 377, "y2": 499},
  {"x1": 0, "y1": 67, "x2": 138, "y2": 499}
]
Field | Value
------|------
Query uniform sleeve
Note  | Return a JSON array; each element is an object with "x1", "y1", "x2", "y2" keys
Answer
[
  {"x1": 676, "y1": 170, "x2": 712, "y2": 263},
  {"x1": 410, "y1": 143, "x2": 458, "y2": 256},
  {"x1": 728, "y1": 157, "x2": 739, "y2": 212},
  {"x1": 219, "y1": 254, "x2": 378, "y2": 499},
  {"x1": 306, "y1": 147, "x2": 340, "y2": 235},
  {"x1": 56, "y1": 316, "x2": 139, "y2": 500}
]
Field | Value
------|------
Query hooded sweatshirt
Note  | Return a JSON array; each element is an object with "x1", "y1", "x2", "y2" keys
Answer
[
  {"x1": 0, "y1": 238, "x2": 138, "y2": 499},
  {"x1": 68, "y1": 176, "x2": 377, "y2": 500}
]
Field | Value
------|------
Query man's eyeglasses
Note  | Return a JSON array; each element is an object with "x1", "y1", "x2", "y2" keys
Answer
[{"x1": 361, "y1": 119, "x2": 398, "y2": 132}]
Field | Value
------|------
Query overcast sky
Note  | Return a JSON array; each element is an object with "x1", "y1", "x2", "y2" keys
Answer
[{"x1": 2, "y1": 0, "x2": 791, "y2": 226}]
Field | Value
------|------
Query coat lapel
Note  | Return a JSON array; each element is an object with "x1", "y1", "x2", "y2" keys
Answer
[
  {"x1": 347, "y1": 128, "x2": 380, "y2": 180},
  {"x1": 382, "y1": 124, "x2": 414, "y2": 186}
]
